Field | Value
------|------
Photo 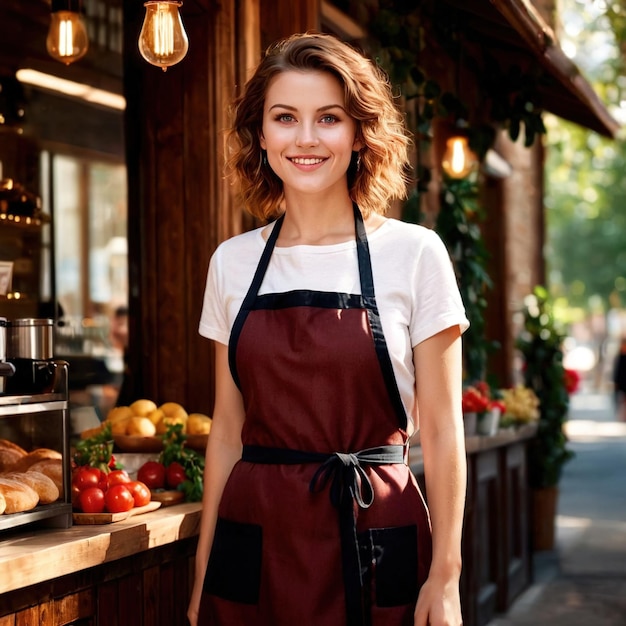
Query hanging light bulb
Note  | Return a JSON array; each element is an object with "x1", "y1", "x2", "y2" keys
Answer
[
  {"x1": 441, "y1": 135, "x2": 478, "y2": 179},
  {"x1": 138, "y1": 2, "x2": 189, "y2": 72},
  {"x1": 46, "y1": 0, "x2": 89, "y2": 66}
]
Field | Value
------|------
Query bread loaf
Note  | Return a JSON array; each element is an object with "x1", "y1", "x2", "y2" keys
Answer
[
  {"x1": 13, "y1": 448, "x2": 62, "y2": 473},
  {"x1": 0, "y1": 448, "x2": 23, "y2": 472},
  {"x1": 0, "y1": 477, "x2": 39, "y2": 513},
  {"x1": 3, "y1": 471, "x2": 59, "y2": 504},
  {"x1": 0, "y1": 439, "x2": 27, "y2": 456},
  {"x1": 28, "y1": 459, "x2": 64, "y2": 498},
  {"x1": 0, "y1": 492, "x2": 6, "y2": 515}
]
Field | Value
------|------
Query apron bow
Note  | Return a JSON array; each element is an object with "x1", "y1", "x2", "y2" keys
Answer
[{"x1": 309, "y1": 452, "x2": 375, "y2": 510}]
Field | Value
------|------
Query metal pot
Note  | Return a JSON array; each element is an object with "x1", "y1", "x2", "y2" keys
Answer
[
  {"x1": 0, "y1": 318, "x2": 15, "y2": 392},
  {"x1": 7, "y1": 318, "x2": 55, "y2": 361}
]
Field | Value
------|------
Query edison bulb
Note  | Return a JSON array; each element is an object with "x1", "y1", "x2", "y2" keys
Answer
[
  {"x1": 441, "y1": 136, "x2": 478, "y2": 179},
  {"x1": 139, "y1": 2, "x2": 189, "y2": 72},
  {"x1": 46, "y1": 10, "x2": 89, "y2": 65}
]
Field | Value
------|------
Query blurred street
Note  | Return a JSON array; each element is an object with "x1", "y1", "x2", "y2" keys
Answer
[{"x1": 488, "y1": 392, "x2": 626, "y2": 625}]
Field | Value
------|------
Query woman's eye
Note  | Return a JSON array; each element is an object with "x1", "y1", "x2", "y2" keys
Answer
[
  {"x1": 276, "y1": 113, "x2": 295, "y2": 122},
  {"x1": 320, "y1": 114, "x2": 338, "y2": 124}
]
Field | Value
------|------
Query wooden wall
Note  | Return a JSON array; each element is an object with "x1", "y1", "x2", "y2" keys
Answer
[
  {"x1": 121, "y1": 0, "x2": 320, "y2": 413},
  {"x1": 482, "y1": 134, "x2": 545, "y2": 387}
]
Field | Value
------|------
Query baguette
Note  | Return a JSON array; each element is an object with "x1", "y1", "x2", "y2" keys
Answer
[
  {"x1": 0, "y1": 477, "x2": 39, "y2": 513},
  {"x1": 3, "y1": 471, "x2": 59, "y2": 504}
]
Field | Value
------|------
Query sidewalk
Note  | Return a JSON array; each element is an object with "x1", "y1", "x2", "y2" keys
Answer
[{"x1": 487, "y1": 392, "x2": 626, "y2": 626}]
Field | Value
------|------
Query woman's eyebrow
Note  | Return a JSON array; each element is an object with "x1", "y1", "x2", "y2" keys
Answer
[{"x1": 267, "y1": 103, "x2": 347, "y2": 112}]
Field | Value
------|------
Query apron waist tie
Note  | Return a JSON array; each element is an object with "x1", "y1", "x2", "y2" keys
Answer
[{"x1": 241, "y1": 444, "x2": 405, "y2": 626}]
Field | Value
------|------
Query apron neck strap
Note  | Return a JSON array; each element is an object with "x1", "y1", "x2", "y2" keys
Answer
[
  {"x1": 353, "y1": 203, "x2": 375, "y2": 300},
  {"x1": 238, "y1": 213, "x2": 285, "y2": 313}
]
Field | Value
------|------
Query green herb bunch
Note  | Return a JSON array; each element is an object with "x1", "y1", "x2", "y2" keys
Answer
[
  {"x1": 159, "y1": 423, "x2": 205, "y2": 502},
  {"x1": 74, "y1": 422, "x2": 121, "y2": 473}
]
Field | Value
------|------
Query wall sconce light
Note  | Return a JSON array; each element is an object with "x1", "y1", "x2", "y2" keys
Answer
[
  {"x1": 441, "y1": 121, "x2": 478, "y2": 179},
  {"x1": 46, "y1": 0, "x2": 89, "y2": 66},
  {"x1": 138, "y1": 1, "x2": 189, "y2": 72}
]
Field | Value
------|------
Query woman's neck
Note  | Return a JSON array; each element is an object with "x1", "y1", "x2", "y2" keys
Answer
[{"x1": 277, "y1": 191, "x2": 355, "y2": 247}]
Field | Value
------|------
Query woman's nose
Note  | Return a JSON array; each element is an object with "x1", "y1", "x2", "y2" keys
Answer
[{"x1": 295, "y1": 122, "x2": 319, "y2": 147}]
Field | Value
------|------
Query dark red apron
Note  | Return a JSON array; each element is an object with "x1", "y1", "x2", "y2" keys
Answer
[{"x1": 199, "y1": 205, "x2": 432, "y2": 626}]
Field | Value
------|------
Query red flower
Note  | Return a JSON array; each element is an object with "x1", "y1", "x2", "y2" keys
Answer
[
  {"x1": 462, "y1": 386, "x2": 490, "y2": 413},
  {"x1": 489, "y1": 400, "x2": 506, "y2": 413},
  {"x1": 563, "y1": 368, "x2": 580, "y2": 395}
]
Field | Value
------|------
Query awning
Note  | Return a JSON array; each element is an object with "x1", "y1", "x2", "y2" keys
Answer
[{"x1": 442, "y1": 0, "x2": 620, "y2": 138}]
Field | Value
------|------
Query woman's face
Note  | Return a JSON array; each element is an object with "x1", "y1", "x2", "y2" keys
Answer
[{"x1": 260, "y1": 70, "x2": 361, "y2": 200}]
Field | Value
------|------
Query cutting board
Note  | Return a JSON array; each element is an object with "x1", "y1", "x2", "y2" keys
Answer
[
  {"x1": 150, "y1": 489, "x2": 185, "y2": 507},
  {"x1": 73, "y1": 500, "x2": 161, "y2": 525}
]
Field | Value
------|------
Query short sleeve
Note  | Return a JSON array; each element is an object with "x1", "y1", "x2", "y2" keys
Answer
[
  {"x1": 198, "y1": 248, "x2": 230, "y2": 345},
  {"x1": 409, "y1": 229, "x2": 469, "y2": 346}
]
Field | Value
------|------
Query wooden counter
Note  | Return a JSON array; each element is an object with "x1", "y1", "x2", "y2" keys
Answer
[
  {"x1": 0, "y1": 503, "x2": 202, "y2": 625},
  {"x1": 0, "y1": 426, "x2": 536, "y2": 626},
  {"x1": 410, "y1": 424, "x2": 538, "y2": 626}
]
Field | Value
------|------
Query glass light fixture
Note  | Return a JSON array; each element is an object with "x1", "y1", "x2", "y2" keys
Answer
[
  {"x1": 138, "y1": 1, "x2": 189, "y2": 72},
  {"x1": 46, "y1": 0, "x2": 89, "y2": 66},
  {"x1": 441, "y1": 135, "x2": 478, "y2": 179}
]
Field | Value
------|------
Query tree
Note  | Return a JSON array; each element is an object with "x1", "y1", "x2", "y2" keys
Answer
[{"x1": 545, "y1": 0, "x2": 626, "y2": 311}]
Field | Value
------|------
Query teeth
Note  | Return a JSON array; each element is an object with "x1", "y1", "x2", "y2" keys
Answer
[{"x1": 291, "y1": 157, "x2": 324, "y2": 165}]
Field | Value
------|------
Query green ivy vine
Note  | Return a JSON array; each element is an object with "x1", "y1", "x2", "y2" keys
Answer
[
  {"x1": 359, "y1": 1, "x2": 546, "y2": 381},
  {"x1": 434, "y1": 177, "x2": 497, "y2": 381}
]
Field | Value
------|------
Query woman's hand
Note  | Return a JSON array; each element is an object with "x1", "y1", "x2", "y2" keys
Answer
[{"x1": 413, "y1": 573, "x2": 463, "y2": 626}]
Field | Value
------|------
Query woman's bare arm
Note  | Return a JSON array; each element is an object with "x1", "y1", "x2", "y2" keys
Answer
[{"x1": 187, "y1": 342, "x2": 246, "y2": 626}]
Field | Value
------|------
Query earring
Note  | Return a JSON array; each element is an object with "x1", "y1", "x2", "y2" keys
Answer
[
  {"x1": 261, "y1": 149, "x2": 268, "y2": 167},
  {"x1": 352, "y1": 150, "x2": 361, "y2": 172}
]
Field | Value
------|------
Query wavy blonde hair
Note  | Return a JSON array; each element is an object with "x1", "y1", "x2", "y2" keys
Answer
[{"x1": 226, "y1": 32, "x2": 410, "y2": 220}]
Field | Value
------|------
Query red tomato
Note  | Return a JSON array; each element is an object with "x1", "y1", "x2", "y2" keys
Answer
[
  {"x1": 137, "y1": 461, "x2": 166, "y2": 489},
  {"x1": 79, "y1": 487, "x2": 106, "y2": 514},
  {"x1": 104, "y1": 484, "x2": 135, "y2": 513},
  {"x1": 127, "y1": 481, "x2": 152, "y2": 507},
  {"x1": 106, "y1": 469, "x2": 131, "y2": 487},
  {"x1": 72, "y1": 466, "x2": 101, "y2": 491},
  {"x1": 71, "y1": 484, "x2": 82, "y2": 510},
  {"x1": 165, "y1": 462, "x2": 187, "y2": 489},
  {"x1": 97, "y1": 470, "x2": 109, "y2": 492}
]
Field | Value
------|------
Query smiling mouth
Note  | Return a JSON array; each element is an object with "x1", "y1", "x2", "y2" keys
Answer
[{"x1": 289, "y1": 157, "x2": 326, "y2": 165}]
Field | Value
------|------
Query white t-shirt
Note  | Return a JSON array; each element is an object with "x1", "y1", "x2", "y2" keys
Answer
[{"x1": 199, "y1": 217, "x2": 469, "y2": 431}]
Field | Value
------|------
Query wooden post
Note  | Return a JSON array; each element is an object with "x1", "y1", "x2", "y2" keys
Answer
[
  {"x1": 122, "y1": 0, "x2": 239, "y2": 412},
  {"x1": 121, "y1": 0, "x2": 321, "y2": 412}
]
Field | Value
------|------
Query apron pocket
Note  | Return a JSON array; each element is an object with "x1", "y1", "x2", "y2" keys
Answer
[
  {"x1": 360, "y1": 524, "x2": 419, "y2": 608},
  {"x1": 203, "y1": 517, "x2": 263, "y2": 604}
]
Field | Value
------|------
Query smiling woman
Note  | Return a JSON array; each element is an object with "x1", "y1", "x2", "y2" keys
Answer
[
  {"x1": 259, "y1": 71, "x2": 360, "y2": 225},
  {"x1": 189, "y1": 32, "x2": 469, "y2": 626}
]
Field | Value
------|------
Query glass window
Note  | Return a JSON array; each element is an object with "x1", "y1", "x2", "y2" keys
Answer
[
  {"x1": 53, "y1": 155, "x2": 83, "y2": 316},
  {"x1": 49, "y1": 154, "x2": 127, "y2": 320}
]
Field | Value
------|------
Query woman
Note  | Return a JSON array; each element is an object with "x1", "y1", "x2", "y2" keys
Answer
[{"x1": 188, "y1": 32, "x2": 468, "y2": 626}]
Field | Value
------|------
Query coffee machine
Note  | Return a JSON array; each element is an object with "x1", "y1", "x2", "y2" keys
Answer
[{"x1": 4, "y1": 318, "x2": 58, "y2": 395}]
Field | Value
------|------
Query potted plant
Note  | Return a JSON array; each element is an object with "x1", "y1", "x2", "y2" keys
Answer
[
  {"x1": 516, "y1": 286, "x2": 574, "y2": 550},
  {"x1": 462, "y1": 383, "x2": 490, "y2": 436}
]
